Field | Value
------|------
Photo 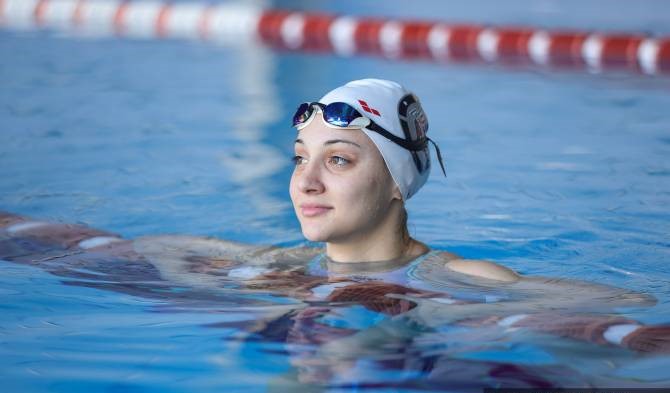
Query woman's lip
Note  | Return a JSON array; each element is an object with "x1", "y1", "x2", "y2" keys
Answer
[{"x1": 300, "y1": 205, "x2": 333, "y2": 217}]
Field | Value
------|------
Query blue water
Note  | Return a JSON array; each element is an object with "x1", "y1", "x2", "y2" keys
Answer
[{"x1": 2, "y1": 1, "x2": 670, "y2": 391}]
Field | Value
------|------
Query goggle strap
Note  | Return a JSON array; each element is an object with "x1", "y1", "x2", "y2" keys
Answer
[
  {"x1": 428, "y1": 137, "x2": 447, "y2": 177},
  {"x1": 371, "y1": 122, "x2": 447, "y2": 177},
  {"x1": 366, "y1": 122, "x2": 427, "y2": 151}
]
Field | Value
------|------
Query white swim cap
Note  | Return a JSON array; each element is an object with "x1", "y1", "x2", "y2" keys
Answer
[{"x1": 318, "y1": 78, "x2": 444, "y2": 200}]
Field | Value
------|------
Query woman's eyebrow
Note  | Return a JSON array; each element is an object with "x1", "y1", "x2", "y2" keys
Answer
[{"x1": 324, "y1": 139, "x2": 361, "y2": 148}]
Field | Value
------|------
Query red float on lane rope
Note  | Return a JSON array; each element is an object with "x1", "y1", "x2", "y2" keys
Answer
[
  {"x1": 658, "y1": 39, "x2": 670, "y2": 73},
  {"x1": 301, "y1": 13, "x2": 336, "y2": 52},
  {"x1": 354, "y1": 18, "x2": 386, "y2": 55},
  {"x1": 602, "y1": 35, "x2": 644, "y2": 72},
  {"x1": 399, "y1": 22, "x2": 434, "y2": 59},
  {"x1": 71, "y1": 0, "x2": 85, "y2": 26},
  {"x1": 154, "y1": 3, "x2": 171, "y2": 38},
  {"x1": 33, "y1": 0, "x2": 49, "y2": 27},
  {"x1": 448, "y1": 24, "x2": 484, "y2": 61},
  {"x1": 257, "y1": 9, "x2": 291, "y2": 49},
  {"x1": 496, "y1": 28, "x2": 534, "y2": 63},
  {"x1": 547, "y1": 32, "x2": 589, "y2": 66},
  {"x1": 112, "y1": 1, "x2": 128, "y2": 36}
]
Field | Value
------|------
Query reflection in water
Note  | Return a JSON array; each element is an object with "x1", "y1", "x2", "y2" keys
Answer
[
  {"x1": 217, "y1": 45, "x2": 291, "y2": 217},
  {"x1": 2, "y1": 211, "x2": 669, "y2": 390}
]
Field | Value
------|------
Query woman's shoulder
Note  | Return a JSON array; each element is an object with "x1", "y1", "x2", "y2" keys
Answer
[{"x1": 428, "y1": 250, "x2": 521, "y2": 283}]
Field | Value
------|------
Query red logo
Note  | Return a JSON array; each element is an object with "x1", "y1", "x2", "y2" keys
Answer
[{"x1": 358, "y1": 100, "x2": 381, "y2": 116}]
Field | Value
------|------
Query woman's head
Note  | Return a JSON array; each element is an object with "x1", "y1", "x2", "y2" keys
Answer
[
  {"x1": 289, "y1": 114, "x2": 402, "y2": 243},
  {"x1": 289, "y1": 79, "x2": 440, "y2": 248}
]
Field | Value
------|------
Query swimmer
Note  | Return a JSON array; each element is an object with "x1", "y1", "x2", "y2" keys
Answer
[
  {"x1": 288, "y1": 78, "x2": 517, "y2": 280},
  {"x1": 1, "y1": 79, "x2": 669, "y2": 367},
  {"x1": 282, "y1": 79, "x2": 657, "y2": 314}
]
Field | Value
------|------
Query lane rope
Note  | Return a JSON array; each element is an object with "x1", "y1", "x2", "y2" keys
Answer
[{"x1": 1, "y1": 0, "x2": 668, "y2": 75}]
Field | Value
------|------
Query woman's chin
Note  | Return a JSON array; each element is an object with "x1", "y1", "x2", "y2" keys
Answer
[
  {"x1": 301, "y1": 227, "x2": 330, "y2": 243},
  {"x1": 302, "y1": 233, "x2": 327, "y2": 243}
]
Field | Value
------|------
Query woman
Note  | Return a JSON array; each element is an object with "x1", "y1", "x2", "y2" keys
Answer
[{"x1": 289, "y1": 78, "x2": 519, "y2": 282}]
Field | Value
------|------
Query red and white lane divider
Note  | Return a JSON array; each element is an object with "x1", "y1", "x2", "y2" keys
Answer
[{"x1": 2, "y1": 0, "x2": 669, "y2": 75}]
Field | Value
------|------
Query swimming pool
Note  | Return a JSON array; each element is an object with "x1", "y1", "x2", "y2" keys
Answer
[{"x1": 2, "y1": 1, "x2": 670, "y2": 391}]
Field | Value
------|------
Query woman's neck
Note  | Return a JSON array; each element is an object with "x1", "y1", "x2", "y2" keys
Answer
[
  {"x1": 326, "y1": 234, "x2": 429, "y2": 264},
  {"x1": 324, "y1": 200, "x2": 429, "y2": 263},
  {"x1": 323, "y1": 242, "x2": 429, "y2": 274}
]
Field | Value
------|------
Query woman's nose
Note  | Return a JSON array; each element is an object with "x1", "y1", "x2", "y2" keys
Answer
[{"x1": 297, "y1": 160, "x2": 325, "y2": 194}]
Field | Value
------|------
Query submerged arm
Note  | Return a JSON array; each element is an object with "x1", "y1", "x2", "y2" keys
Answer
[
  {"x1": 435, "y1": 251, "x2": 653, "y2": 307},
  {"x1": 407, "y1": 252, "x2": 656, "y2": 327}
]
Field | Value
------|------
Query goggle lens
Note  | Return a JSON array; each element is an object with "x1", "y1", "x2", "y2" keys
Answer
[
  {"x1": 292, "y1": 102, "x2": 363, "y2": 129},
  {"x1": 292, "y1": 103, "x2": 315, "y2": 127},
  {"x1": 322, "y1": 102, "x2": 362, "y2": 128}
]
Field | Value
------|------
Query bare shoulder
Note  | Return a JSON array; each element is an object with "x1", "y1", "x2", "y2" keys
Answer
[{"x1": 433, "y1": 251, "x2": 521, "y2": 283}]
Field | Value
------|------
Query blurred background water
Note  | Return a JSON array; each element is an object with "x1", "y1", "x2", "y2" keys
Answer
[{"x1": 1, "y1": 0, "x2": 670, "y2": 391}]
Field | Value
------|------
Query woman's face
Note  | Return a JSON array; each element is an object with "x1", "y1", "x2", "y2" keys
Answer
[{"x1": 289, "y1": 113, "x2": 400, "y2": 244}]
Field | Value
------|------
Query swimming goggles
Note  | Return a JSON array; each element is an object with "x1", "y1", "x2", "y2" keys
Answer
[{"x1": 292, "y1": 102, "x2": 446, "y2": 175}]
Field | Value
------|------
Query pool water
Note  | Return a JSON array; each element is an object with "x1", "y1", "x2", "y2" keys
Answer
[{"x1": 2, "y1": 1, "x2": 670, "y2": 391}]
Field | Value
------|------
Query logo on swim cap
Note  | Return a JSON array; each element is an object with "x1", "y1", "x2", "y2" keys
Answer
[
  {"x1": 357, "y1": 99, "x2": 381, "y2": 116},
  {"x1": 398, "y1": 94, "x2": 430, "y2": 174}
]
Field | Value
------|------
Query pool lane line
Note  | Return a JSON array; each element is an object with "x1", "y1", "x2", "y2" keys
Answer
[{"x1": 1, "y1": 0, "x2": 669, "y2": 76}]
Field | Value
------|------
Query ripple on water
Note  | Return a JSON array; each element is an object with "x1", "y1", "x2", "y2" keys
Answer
[{"x1": 645, "y1": 166, "x2": 670, "y2": 176}]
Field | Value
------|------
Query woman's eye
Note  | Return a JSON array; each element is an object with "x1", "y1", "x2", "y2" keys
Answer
[
  {"x1": 292, "y1": 155, "x2": 306, "y2": 166},
  {"x1": 328, "y1": 156, "x2": 350, "y2": 167}
]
